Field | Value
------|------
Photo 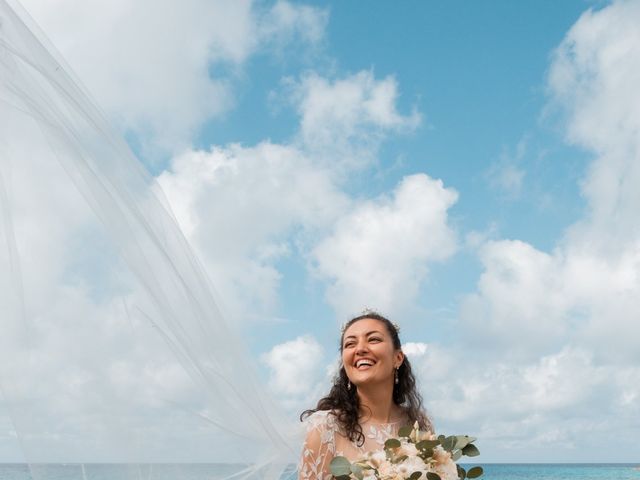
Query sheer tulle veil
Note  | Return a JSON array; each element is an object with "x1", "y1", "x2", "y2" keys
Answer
[{"x1": 0, "y1": 0, "x2": 300, "y2": 478}]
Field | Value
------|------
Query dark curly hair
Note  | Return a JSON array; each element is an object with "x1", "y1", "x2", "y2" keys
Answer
[{"x1": 300, "y1": 311, "x2": 433, "y2": 446}]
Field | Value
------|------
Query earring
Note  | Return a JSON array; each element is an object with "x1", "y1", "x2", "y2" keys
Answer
[
  {"x1": 347, "y1": 380, "x2": 352, "y2": 391},
  {"x1": 394, "y1": 368, "x2": 399, "y2": 385}
]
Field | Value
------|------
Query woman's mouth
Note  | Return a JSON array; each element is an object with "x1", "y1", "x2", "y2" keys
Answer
[{"x1": 355, "y1": 359, "x2": 376, "y2": 370}]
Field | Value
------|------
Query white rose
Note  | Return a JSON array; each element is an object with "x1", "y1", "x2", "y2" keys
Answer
[
  {"x1": 377, "y1": 461, "x2": 397, "y2": 479},
  {"x1": 369, "y1": 450, "x2": 387, "y2": 469},
  {"x1": 398, "y1": 441, "x2": 418, "y2": 457},
  {"x1": 400, "y1": 455, "x2": 427, "y2": 474}
]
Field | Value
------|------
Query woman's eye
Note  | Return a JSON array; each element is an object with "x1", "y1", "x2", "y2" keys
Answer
[{"x1": 369, "y1": 337, "x2": 381, "y2": 342}]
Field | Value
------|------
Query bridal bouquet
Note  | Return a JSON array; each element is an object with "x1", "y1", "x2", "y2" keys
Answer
[{"x1": 329, "y1": 422, "x2": 483, "y2": 480}]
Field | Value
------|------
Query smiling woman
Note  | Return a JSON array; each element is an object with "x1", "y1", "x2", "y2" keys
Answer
[{"x1": 298, "y1": 311, "x2": 433, "y2": 480}]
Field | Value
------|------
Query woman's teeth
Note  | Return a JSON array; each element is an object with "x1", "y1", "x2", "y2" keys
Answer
[{"x1": 355, "y1": 360, "x2": 375, "y2": 369}]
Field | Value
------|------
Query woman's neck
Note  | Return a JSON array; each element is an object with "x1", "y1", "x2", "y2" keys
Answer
[{"x1": 356, "y1": 383, "x2": 402, "y2": 423}]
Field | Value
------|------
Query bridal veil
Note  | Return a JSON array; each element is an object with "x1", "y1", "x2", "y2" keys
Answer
[{"x1": 0, "y1": 0, "x2": 300, "y2": 478}]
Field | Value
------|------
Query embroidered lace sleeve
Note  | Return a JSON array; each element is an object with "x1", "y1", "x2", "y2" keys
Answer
[{"x1": 298, "y1": 411, "x2": 337, "y2": 480}]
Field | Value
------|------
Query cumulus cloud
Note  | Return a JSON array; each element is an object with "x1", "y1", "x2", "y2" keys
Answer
[
  {"x1": 437, "y1": 0, "x2": 640, "y2": 460},
  {"x1": 287, "y1": 71, "x2": 421, "y2": 170},
  {"x1": 157, "y1": 141, "x2": 350, "y2": 321},
  {"x1": 158, "y1": 68, "x2": 429, "y2": 321},
  {"x1": 260, "y1": 0, "x2": 329, "y2": 52},
  {"x1": 262, "y1": 335, "x2": 324, "y2": 397},
  {"x1": 20, "y1": 0, "x2": 329, "y2": 154},
  {"x1": 311, "y1": 174, "x2": 458, "y2": 318},
  {"x1": 402, "y1": 342, "x2": 428, "y2": 358},
  {"x1": 461, "y1": 0, "x2": 640, "y2": 362},
  {"x1": 409, "y1": 342, "x2": 640, "y2": 461}
]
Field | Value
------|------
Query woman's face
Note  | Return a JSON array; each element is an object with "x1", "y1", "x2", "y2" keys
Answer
[{"x1": 341, "y1": 318, "x2": 404, "y2": 388}]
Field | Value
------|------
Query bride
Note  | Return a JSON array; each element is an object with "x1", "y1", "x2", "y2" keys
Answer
[{"x1": 299, "y1": 311, "x2": 433, "y2": 480}]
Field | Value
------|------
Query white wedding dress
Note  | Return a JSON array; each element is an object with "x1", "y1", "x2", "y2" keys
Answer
[
  {"x1": 299, "y1": 410, "x2": 411, "y2": 480},
  {"x1": 299, "y1": 410, "x2": 461, "y2": 480}
]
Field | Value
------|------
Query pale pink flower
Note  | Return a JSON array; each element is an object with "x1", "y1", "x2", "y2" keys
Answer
[
  {"x1": 430, "y1": 446, "x2": 458, "y2": 480},
  {"x1": 409, "y1": 422, "x2": 436, "y2": 442},
  {"x1": 400, "y1": 454, "x2": 427, "y2": 474},
  {"x1": 377, "y1": 461, "x2": 396, "y2": 479},
  {"x1": 431, "y1": 446, "x2": 452, "y2": 464},
  {"x1": 432, "y1": 458, "x2": 458, "y2": 480},
  {"x1": 368, "y1": 450, "x2": 387, "y2": 469},
  {"x1": 398, "y1": 442, "x2": 418, "y2": 457},
  {"x1": 417, "y1": 430, "x2": 436, "y2": 441}
]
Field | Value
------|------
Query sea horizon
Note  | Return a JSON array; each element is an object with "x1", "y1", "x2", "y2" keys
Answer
[{"x1": 0, "y1": 462, "x2": 638, "y2": 480}]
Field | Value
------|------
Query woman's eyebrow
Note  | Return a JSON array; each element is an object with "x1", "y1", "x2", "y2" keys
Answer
[{"x1": 344, "y1": 330, "x2": 383, "y2": 340}]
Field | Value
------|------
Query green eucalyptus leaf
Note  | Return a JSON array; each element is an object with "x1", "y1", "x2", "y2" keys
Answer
[
  {"x1": 442, "y1": 436, "x2": 457, "y2": 452},
  {"x1": 351, "y1": 463, "x2": 363, "y2": 480},
  {"x1": 398, "y1": 425, "x2": 413, "y2": 438},
  {"x1": 454, "y1": 435, "x2": 475, "y2": 450},
  {"x1": 416, "y1": 440, "x2": 440, "y2": 451},
  {"x1": 457, "y1": 465, "x2": 466, "y2": 480},
  {"x1": 385, "y1": 438, "x2": 401, "y2": 449},
  {"x1": 392, "y1": 454, "x2": 408, "y2": 464},
  {"x1": 329, "y1": 456, "x2": 352, "y2": 477},
  {"x1": 426, "y1": 472, "x2": 442, "y2": 480},
  {"x1": 462, "y1": 444, "x2": 480, "y2": 457},
  {"x1": 419, "y1": 448, "x2": 434, "y2": 460},
  {"x1": 437, "y1": 435, "x2": 446, "y2": 443},
  {"x1": 409, "y1": 472, "x2": 423, "y2": 480},
  {"x1": 467, "y1": 466, "x2": 484, "y2": 478},
  {"x1": 452, "y1": 449, "x2": 462, "y2": 462}
]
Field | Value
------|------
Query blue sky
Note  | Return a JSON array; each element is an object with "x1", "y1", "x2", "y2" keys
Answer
[
  {"x1": 213, "y1": 1, "x2": 593, "y2": 346},
  {"x1": 3, "y1": 0, "x2": 640, "y2": 465}
]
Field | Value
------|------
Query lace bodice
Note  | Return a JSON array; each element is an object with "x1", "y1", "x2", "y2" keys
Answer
[{"x1": 298, "y1": 410, "x2": 410, "y2": 480}]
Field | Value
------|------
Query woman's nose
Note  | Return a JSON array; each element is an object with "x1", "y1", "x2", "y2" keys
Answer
[{"x1": 355, "y1": 341, "x2": 369, "y2": 354}]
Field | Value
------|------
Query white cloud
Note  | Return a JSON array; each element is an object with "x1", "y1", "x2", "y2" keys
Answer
[
  {"x1": 260, "y1": 1, "x2": 329, "y2": 51},
  {"x1": 287, "y1": 71, "x2": 421, "y2": 170},
  {"x1": 486, "y1": 138, "x2": 527, "y2": 197},
  {"x1": 20, "y1": 0, "x2": 328, "y2": 154},
  {"x1": 157, "y1": 68, "x2": 428, "y2": 321},
  {"x1": 262, "y1": 335, "x2": 324, "y2": 397},
  {"x1": 409, "y1": 343, "x2": 640, "y2": 461},
  {"x1": 157, "y1": 141, "x2": 350, "y2": 321},
  {"x1": 311, "y1": 174, "x2": 458, "y2": 318},
  {"x1": 546, "y1": 0, "x2": 640, "y2": 259},
  {"x1": 402, "y1": 342, "x2": 428, "y2": 358},
  {"x1": 461, "y1": 0, "x2": 640, "y2": 362},
  {"x1": 438, "y1": 0, "x2": 640, "y2": 460}
]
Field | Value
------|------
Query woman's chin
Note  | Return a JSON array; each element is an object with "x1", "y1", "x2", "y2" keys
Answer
[{"x1": 352, "y1": 374, "x2": 385, "y2": 387}]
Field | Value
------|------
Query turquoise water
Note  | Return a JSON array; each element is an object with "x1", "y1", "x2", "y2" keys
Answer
[
  {"x1": 478, "y1": 464, "x2": 640, "y2": 479},
  {"x1": 0, "y1": 464, "x2": 638, "y2": 479}
]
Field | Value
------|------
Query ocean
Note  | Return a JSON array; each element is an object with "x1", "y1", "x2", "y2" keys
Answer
[{"x1": 0, "y1": 464, "x2": 638, "y2": 480}]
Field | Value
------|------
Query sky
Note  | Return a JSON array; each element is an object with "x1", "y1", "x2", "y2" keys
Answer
[{"x1": 2, "y1": 0, "x2": 640, "y2": 464}]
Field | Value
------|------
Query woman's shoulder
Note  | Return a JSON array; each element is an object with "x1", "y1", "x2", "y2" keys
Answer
[{"x1": 303, "y1": 409, "x2": 340, "y2": 431}]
